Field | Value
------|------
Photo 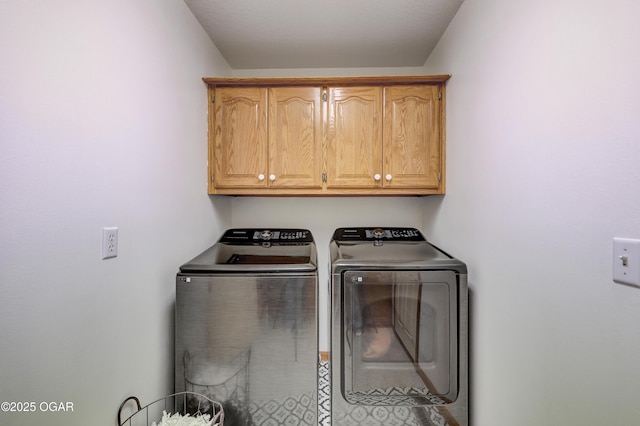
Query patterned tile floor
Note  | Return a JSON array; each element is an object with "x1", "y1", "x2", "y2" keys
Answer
[
  {"x1": 242, "y1": 357, "x2": 329, "y2": 425},
  {"x1": 318, "y1": 359, "x2": 331, "y2": 426},
  {"x1": 249, "y1": 393, "x2": 316, "y2": 425},
  {"x1": 225, "y1": 357, "x2": 451, "y2": 425},
  {"x1": 319, "y1": 358, "x2": 450, "y2": 426}
]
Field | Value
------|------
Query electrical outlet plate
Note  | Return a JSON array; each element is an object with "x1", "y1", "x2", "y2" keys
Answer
[
  {"x1": 613, "y1": 237, "x2": 640, "y2": 287},
  {"x1": 102, "y1": 227, "x2": 118, "y2": 259}
]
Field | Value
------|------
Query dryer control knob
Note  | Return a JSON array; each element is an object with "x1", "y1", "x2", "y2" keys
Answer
[{"x1": 260, "y1": 230, "x2": 272, "y2": 240}]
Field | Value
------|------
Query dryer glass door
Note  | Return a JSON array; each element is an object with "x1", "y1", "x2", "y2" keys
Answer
[{"x1": 342, "y1": 270, "x2": 458, "y2": 405}]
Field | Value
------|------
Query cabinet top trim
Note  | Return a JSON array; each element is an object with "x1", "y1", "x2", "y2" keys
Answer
[{"x1": 202, "y1": 75, "x2": 451, "y2": 87}]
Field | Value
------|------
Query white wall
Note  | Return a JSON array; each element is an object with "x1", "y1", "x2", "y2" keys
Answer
[
  {"x1": 231, "y1": 67, "x2": 428, "y2": 78},
  {"x1": 422, "y1": 0, "x2": 640, "y2": 424},
  {"x1": 0, "y1": 1, "x2": 232, "y2": 425}
]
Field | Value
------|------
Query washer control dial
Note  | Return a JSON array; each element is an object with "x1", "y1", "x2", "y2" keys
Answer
[
  {"x1": 259, "y1": 230, "x2": 273, "y2": 240},
  {"x1": 373, "y1": 228, "x2": 386, "y2": 238}
]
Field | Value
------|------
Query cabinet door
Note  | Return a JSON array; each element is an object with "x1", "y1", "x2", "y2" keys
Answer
[
  {"x1": 383, "y1": 85, "x2": 442, "y2": 189},
  {"x1": 268, "y1": 87, "x2": 323, "y2": 188},
  {"x1": 212, "y1": 87, "x2": 268, "y2": 189},
  {"x1": 326, "y1": 86, "x2": 383, "y2": 189}
]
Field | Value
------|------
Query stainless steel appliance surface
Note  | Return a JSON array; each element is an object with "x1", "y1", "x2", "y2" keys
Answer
[
  {"x1": 330, "y1": 227, "x2": 468, "y2": 426},
  {"x1": 176, "y1": 228, "x2": 318, "y2": 426}
]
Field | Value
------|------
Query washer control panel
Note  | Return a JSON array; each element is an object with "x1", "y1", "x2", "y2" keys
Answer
[
  {"x1": 220, "y1": 228, "x2": 313, "y2": 244},
  {"x1": 252, "y1": 229, "x2": 311, "y2": 241},
  {"x1": 333, "y1": 227, "x2": 425, "y2": 242}
]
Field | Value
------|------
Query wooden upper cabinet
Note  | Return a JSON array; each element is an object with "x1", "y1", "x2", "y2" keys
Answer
[
  {"x1": 210, "y1": 87, "x2": 267, "y2": 189},
  {"x1": 326, "y1": 86, "x2": 382, "y2": 189},
  {"x1": 383, "y1": 85, "x2": 442, "y2": 190},
  {"x1": 268, "y1": 87, "x2": 323, "y2": 189},
  {"x1": 204, "y1": 75, "x2": 449, "y2": 195}
]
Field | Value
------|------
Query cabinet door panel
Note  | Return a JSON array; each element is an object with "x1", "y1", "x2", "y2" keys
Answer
[
  {"x1": 268, "y1": 87, "x2": 323, "y2": 188},
  {"x1": 326, "y1": 87, "x2": 382, "y2": 188},
  {"x1": 212, "y1": 87, "x2": 268, "y2": 188},
  {"x1": 384, "y1": 85, "x2": 441, "y2": 189}
]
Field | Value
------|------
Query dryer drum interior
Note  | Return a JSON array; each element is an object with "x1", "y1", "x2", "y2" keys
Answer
[{"x1": 341, "y1": 269, "x2": 458, "y2": 405}]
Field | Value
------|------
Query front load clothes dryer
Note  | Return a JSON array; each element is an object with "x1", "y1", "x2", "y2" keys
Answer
[
  {"x1": 330, "y1": 227, "x2": 468, "y2": 426},
  {"x1": 176, "y1": 228, "x2": 318, "y2": 426}
]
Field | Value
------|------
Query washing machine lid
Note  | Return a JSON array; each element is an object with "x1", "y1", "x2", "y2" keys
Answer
[
  {"x1": 180, "y1": 228, "x2": 317, "y2": 273},
  {"x1": 330, "y1": 227, "x2": 467, "y2": 272}
]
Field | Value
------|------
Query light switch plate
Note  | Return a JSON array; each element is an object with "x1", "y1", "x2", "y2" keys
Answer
[{"x1": 613, "y1": 237, "x2": 640, "y2": 287}]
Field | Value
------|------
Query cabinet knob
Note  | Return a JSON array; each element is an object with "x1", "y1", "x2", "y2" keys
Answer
[
  {"x1": 269, "y1": 174, "x2": 276, "y2": 182},
  {"x1": 258, "y1": 174, "x2": 265, "y2": 181},
  {"x1": 374, "y1": 173, "x2": 381, "y2": 181},
  {"x1": 385, "y1": 174, "x2": 393, "y2": 181}
]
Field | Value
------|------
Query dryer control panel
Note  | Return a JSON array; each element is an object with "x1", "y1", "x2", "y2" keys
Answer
[{"x1": 332, "y1": 227, "x2": 425, "y2": 242}]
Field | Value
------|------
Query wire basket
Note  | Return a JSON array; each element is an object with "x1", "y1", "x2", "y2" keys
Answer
[
  {"x1": 183, "y1": 349, "x2": 250, "y2": 416},
  {"x1": 118, "y1": 391, "x2": 224, "y2": 426}
]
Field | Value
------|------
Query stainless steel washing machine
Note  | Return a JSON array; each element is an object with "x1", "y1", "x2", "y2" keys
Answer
[
  {"x1": 176, "y1": 228, "x2": 318, "y2": 426},
  {"x1": 330, "y1": 227, "x2": 468, "y2": 426}
]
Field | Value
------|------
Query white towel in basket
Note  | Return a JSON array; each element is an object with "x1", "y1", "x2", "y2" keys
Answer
[{"x1": 151, "y1": 410, "x2": 220, "y2": 426}]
